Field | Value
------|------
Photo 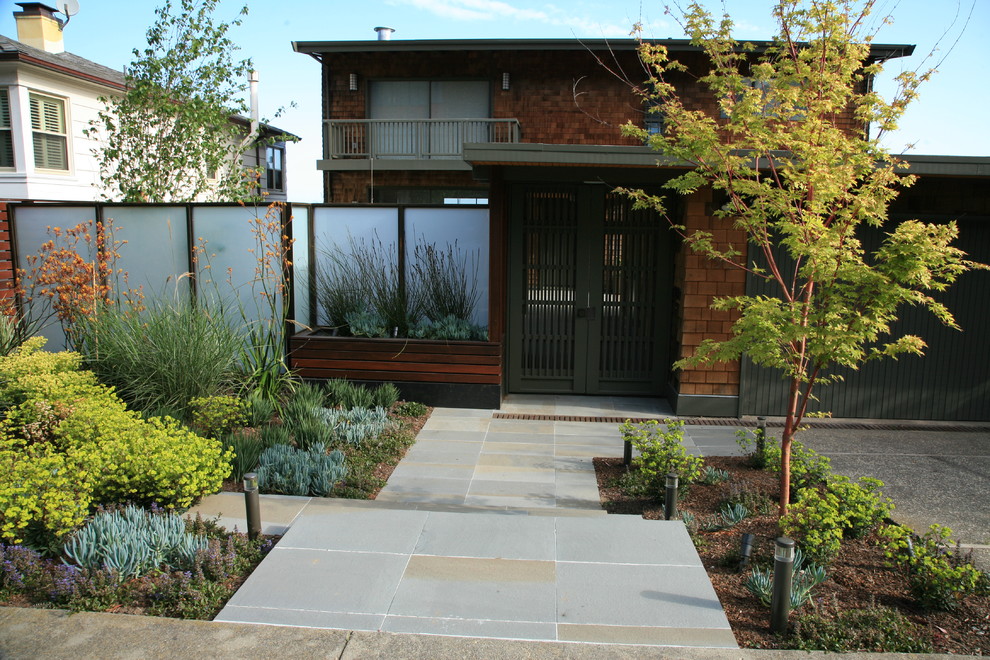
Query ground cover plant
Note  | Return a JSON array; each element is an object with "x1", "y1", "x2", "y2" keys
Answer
[
  {"x1": 0, "y1": 510, "x2": 276, "y2": 619},
  {"x1": 594, "y1": 425, "x2": 990, "y2": 654},
  {"x1": 217, "y1": 379, "x2": 425, "y2": 500}
]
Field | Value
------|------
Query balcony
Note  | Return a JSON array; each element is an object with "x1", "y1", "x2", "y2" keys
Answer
[{"x1": 320, "y1": 118, "x2": 521, "y2": 171}]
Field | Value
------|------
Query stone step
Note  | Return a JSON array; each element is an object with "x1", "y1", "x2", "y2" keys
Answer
[{"x1": 212, "y1": 504, "x2": 736, "y2": 648}]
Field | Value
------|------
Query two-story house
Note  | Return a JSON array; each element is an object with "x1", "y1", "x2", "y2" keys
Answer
[
  {"x1": 291, "y1": 35, "x2": 989, "y2": 421},
  {"x1": 1, "y1": 1, "x2": 293, "y2": 202}
]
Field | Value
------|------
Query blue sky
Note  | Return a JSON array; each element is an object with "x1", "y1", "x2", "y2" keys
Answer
[{"x1": 2, "y1": 0, "x2": 985, "y2": 201}]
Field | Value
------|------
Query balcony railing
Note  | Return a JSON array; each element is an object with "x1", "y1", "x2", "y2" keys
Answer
[{"x1": 325, "y1": 118, "x2": 521, "y2": 160}]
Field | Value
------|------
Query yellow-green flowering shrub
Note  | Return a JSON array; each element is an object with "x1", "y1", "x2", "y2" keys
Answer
[
  {"x1": 58, "y1": 402, "x2": 232, "y2": 508},
  {"x1": 0, "y1": 338, "x2": 233, "y2": 544},
  {"x1": 0, "y1": 432, "x2": 92, "y2": 546}
]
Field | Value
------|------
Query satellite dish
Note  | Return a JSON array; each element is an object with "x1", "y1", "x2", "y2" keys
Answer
[{"x1": 58, "y1": 0, "x2": 80, "y2": 27}]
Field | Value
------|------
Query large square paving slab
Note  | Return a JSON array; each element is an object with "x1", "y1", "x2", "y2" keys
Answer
[{"x1": 216, "y1": 507, "x2": 736, "y2": 648}]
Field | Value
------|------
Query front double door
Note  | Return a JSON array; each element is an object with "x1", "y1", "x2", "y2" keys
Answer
[{"x1": 507, "y1": 184, "x2": 672, "y2": 395}]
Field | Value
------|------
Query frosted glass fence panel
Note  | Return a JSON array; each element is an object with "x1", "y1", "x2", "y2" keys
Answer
[
  {"x1": 405, "y1": 207, "x2": 489, "y2": 326},
  {"x1": 14, "y1": 205, "x2": 99, "y2": 351},
  {"x1": 312, "y1": 207, "x2": 399, "y2": 326},
  {"x1": 105, "y1": 206, "x2": 189, "y2": 296},
  {"x1": 290, "y1": 205, "x2": 311, "y2": 329},
  {"x1": 193, "y1": 205, "x2": 283, "y2": 327}
]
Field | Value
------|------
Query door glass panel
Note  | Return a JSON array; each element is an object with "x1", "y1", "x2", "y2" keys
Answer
[
  {"x1": 600, "y1": 193, "x2": 660, "y2": 382},
  {"x1": 521, "y1": 190, "x2": 577, "y2": 380}
]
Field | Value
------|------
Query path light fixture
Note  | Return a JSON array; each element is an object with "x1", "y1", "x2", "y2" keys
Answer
[
  {"x1": 771, "y1": 537, "x2": 796, "y2": 634},
  {"x1": 757, "y1": 416, "x2": 767, "y2": 457},
  {"x1": 664, "y1": 472, "x2": 678, "y2": 520},
  {"x1": 739, "y1": 532, "x2": 756, "y2": 570},
  {"x1": 623, "y1": 437, "x2": 632, "y2": 466},
  {"x1": 244, "y1": 472, "x2": 262, "y2": 540}
]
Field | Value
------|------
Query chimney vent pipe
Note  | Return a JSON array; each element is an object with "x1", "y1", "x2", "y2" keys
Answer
[{"x1": 374, "y1": 26, "x2": 395, "y2": 41}]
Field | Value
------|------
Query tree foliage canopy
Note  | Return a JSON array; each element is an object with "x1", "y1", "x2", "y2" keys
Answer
[
  {"x1": 86, "y1": 0, "x2": 254, "y2": 202},
  {"x1": 621, "y1": 0, "x2": 984, "y2": 512}
]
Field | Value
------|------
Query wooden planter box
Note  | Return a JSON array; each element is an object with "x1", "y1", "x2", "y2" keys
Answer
[{"x1": 288, "y1": 330, "x2": 503, "y2": 408}]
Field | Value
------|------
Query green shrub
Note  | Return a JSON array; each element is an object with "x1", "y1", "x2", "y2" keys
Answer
[
  {"x1": 782, "y1": 475, "x2": 894, "y2": 564},
  {"x1": 0, "y1": 338, "x2": 232, "y2": 535},
  {"x1": 764, "y1": 438, "x2": 832, "y2": 492},
  {"x1": 827, "y1": 475, "x2": 893, "y2": 537},
  {"x1": 879, "y1": 523, "x2": 984, "y2": 611},
  {"x1": 620, "y1": 419, "x2": 703, "y2": 497},
  {"x1": 0, "y1": 432, "x2": 91, "y2": 548},
  {"x1": 257, "y1": 443, "x2": 347, "y2": 497},
  {"x1": 224, "y1": 431, "x2": 265, "y2": 482},
  {"x1": 781, "y1": 487, "x2": 844, "y2": 564},
  {"x1": 290, "y1": 381, "x2": 326, "y2": 410},
  {"x1": 63, "y1": 505, "x2": 207, "y2": 579},
  {"x1": 791, "y1": 603, "x2": 933, "y2": 652},
  {"x1": 243, "y1": 389, "x2": 276, "y2": 427},
  {"x1": 259, "y1": 424, "x2": 292, "y2": 447},
  {"x1": 73, "y1": 298, "x2": 242, "y2": 415},
  {"x1": 395, "y1": 400, "x2": 429, "y2": 417},
  {"x1": 324, "y1": 378, "x2": 375, "y2": 410},
  {"x1": 287, "y1": 415, "x2": 332, "y2": 451},
  {"x1": 190, "y1": 395, "x2": 247, "y2": 438},
  {"x1": 735, "y1": 427, "x2": 771, "y2": 468},
  {"x1": 371, "y1": 383, "x2": 400, "y2": 410}
]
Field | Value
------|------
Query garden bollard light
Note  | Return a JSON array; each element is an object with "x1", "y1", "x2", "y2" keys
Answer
[
  {"x1": 756, "y1": 416, "x2": 767, "y2": 457},
  {"x1": 244, "y1": 472, "x2": 261, "y2": 541},
  {"x1": 770, "y1": 536, "x2": 796, "y2": 634},
  {"x1": 664, "y1": 472, "x2": 678, "y2": 520},
  {"x1": 739, "y1": 532, "x2": 756, "y2": 570},
  {"x1": 623, "y1": 438, "x2": 632, "y2": 466}
]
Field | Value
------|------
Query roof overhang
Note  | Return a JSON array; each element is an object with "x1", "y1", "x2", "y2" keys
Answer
[
  {"x1": 897, "y1": 155, "x2": 990, "y2": 177},
  {"x1": 293, "y1": 38, "x2": 914, "y2": 63},
  {"x1": 462, "y1": 143, "x2": 990, "y2": 178},
  {"x1": 0, "y1": 49, "x2": 126, "y2": 91},
  {"x1": 463, "y1": 143, "x2": 688, "y2": 169}
]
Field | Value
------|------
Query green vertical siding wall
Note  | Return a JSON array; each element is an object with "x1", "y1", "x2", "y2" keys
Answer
[{"x1": 739, "y1": 217, "x2": 990, "y2": 421}]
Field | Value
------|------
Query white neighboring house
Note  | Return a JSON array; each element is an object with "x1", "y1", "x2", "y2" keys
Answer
[{"x1": 0, "y1": 2, "x2": 292, "y2": 202}]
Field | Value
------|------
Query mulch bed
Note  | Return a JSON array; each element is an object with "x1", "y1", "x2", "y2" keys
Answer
[{"x1": 594, "y1": 455, "x2": 990, "y2": 654}]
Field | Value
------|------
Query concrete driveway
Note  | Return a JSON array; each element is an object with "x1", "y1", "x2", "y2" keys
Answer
[{"x1": 798, "y1": 427, "x2": 990, "y2": 569}]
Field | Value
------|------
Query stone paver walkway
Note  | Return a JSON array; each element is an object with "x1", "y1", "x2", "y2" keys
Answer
[{"x1": 190, "y1": 396, "x2": 739, "y2": 648}]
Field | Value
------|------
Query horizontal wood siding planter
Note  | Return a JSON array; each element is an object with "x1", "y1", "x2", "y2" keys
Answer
[{"x1": 289, "y1": 331, "x2": 502, "y2": 386}]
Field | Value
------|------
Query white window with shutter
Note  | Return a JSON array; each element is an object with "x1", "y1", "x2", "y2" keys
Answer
[
  {"x1": 0, "y1": 89, "x2": 13, "y2": 170},
  {"x1": 29, "y1": 92, "x2": 69, "y2": 171}
]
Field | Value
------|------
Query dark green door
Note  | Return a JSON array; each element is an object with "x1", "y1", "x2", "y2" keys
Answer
[{"x1": 507, "y1": 184, "x2": 671, "y2": 395}]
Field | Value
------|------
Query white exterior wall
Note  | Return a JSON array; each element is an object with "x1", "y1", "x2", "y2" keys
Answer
[
  {"x1": 0, "y1": 61, "x2": 289, "y2": 203},
  {"x1": 0, "y1": 62, "x2": 117, "y2": 201}
]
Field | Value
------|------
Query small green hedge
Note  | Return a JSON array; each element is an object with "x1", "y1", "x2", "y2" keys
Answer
[{"x1": 0, "y1": 338, "x2": 232, "y2": 547}]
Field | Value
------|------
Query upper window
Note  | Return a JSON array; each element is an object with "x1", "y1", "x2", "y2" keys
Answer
[
  {"x1": 0, "y1": 89, "x2": 13, "y2": 169},
  {"x1": 369, "y1": 80, "x2": 490, "y2": 120},
  {"x1": 265, "y1": 146, "x2": 284, "y2": 191},
  {"x1": 644, "y1": 100, "x2": 665, "y2": 137},
  {"x1": 29, "y1": 92, "x2": 68, "y2": 171}
]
